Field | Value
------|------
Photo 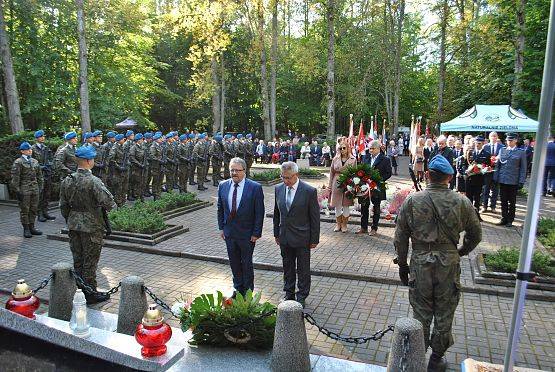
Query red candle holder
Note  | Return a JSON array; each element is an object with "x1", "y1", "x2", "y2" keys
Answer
[
  {"x1": 5, "y1": 279, "x2": 40, "y2": 319},
  {"x1": 135, "y1": 304, "x2": 172, "y2": 357}
]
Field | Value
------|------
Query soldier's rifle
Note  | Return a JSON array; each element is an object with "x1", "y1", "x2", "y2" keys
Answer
[{"x1": 408, "y1": 165, "x2": 422, "y2": 192}]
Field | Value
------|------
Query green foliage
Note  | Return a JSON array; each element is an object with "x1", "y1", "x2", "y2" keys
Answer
[
  {"x1": 298, "y1": 167, "x2": 322, "y2": 176},
  {"x1": 178, "y1": 290, "x2": 276, "y2": 349},
  {"x1": 537, "y1": 218, "x2": 555, "y2": 253},
  {"x1": 108, "y1": 192, "x2": 200, "y2": 233},
  {"x1": 250, "y1": 169, "x2": 281, "y2": 181},
  {"x1": 336, "y1": 163, "x2": 384, "y2": 198},
  {"x1": 517, "y1": 187, "x2": 528, "y2": 197},
  {"x1": 108, "y1": 203, "x2": 166, "y2": 234},
  {"x1": 484, "y1": 247, "x2": 555, "y2": 277}
]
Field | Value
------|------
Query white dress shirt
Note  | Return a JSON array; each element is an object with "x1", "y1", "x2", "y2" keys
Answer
[
  {"x1": 228, "y1": 177, "x2": 246, "y2": 211},
  {"x1": 285, "y1": 178, "x2": 300, "y2": 207}
]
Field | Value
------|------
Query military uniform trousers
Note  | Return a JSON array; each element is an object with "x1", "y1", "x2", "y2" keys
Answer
[
  {"x1": 113, "y1": 169, "x2": 128, "y2": 206},
  {"x1": 211, "y1": 157, "x2": 222, "y2": 185},
  {"x1": 68, "y1": 230, "x2": 103, "y2": 288},
  {"x1": 189, "y1": 160, "x2": 197, "y2": 184},
  {"x1": 196, "y1": 161, "x2": 206, "y2": 187},
  {"x1": 151, "y1": 166, "x2": 163, "y2": 198},
  {"x1": 409, "y1": 249, "x2": 461, "y2": 356},
  {"x1": 130, "y1": 166, "x2": 144, "y2": 199},
  {"x1": 245, "y1": 156, "x2": 253, "y2": 178},
  {"x1": 178, "y1": 163, "x2": 189, "y2": 192},
  {"x1": 18, "y1": 189, "x2": 40, "y2": 225},
  {"x1": 38, "y1": 175, "x2": 52, "y2": 215},
  {"x1": 165, "y1": 163, "x2": 176, "y2": 190},
  {"x1": 223, "y1": 157, "x2": 232, "y2": 179}
]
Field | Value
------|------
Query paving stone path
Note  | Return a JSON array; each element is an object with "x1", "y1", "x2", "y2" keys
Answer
[{"x1": 0, "y1": 156, "x2": 554, "y2": 371}]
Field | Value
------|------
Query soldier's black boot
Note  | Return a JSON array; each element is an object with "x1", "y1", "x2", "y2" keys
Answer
[
  {"x1": 189, "y1": 181, "x2": 197, "y2": 185},
  {"x1": 85, "y1": 292, "x2": 110, "y2": 305},
  {"x1": 29, "y1": 224, "x2": 43, "y2": 236},
  {"x1": 427, "y1": 352, "x2": 447, "y2": 372},
  {"x1": 23, "y1": 225, "x2": 32, "y2": 238},
  {"x1": 38, "y1": 211, "x2": 47, "y2": 222},
  {"x1": 43, "y1": 211, "x2": 56, "y2": 220},
  {"x1": 127, "y1": 196, "x2": 136, "y2": 201}
]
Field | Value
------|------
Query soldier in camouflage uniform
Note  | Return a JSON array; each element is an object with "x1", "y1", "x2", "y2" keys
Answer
[
  {"x1": 164, "y1": 132, "x2": 177, "y2": 192},
  {"x1": 394, "y1": 155, "x2": 482, "y2": 371},
  {"x1": 223, "y1": 134, "x2": 235, "y2": 179},
  {"x1": 188, "y1": 134, "x2": 198, "y2": 185},
  {"x1": 60, "y1": 146, "x2": 116, "y2": 305},
  {"x1": 193, "y1": 133, "x2": 209, "y2": 190},
  {"x1": 11, "y1": 142, "x2": 44, "y2": 238},
  {"x1": 177, "y1": 134, "x2": 191, "y2": 193},
  {"x1": 122, "y1": 130, "x2": 134, "y2": 200},
  {"x1": 210, "y1": 134, "x2": 224, "y2": 186},
  {"x1": 91, "y1": 130, "x2": 104, "y2": 178},
  {"x1": 53, "y1": 131, "x2": 78, "y2": 181},
  {"x1": 108, "y1": 134, "x2": 128, "y2": 207},
  {"x1": 245, "y1": 133, "x2": 254, "y2": 178},
  {"x1": 149, "y1": 133, "x2": 165, "y2": 200},
  {"x1": 101, "y1": 131, "x2": 116, "y2": 192},
  {"x1": 142, "y1": 132, "x2": 153, "y2": 197},
  {"x1": 129, "y1": 133, "x2": 147, "y2": 201},
  {"x1": 31, "y1": 130, "x2": 56, "y2": 222}
]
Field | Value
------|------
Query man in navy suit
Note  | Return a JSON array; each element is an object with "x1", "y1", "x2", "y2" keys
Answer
[
  {"x1": 482, "y1": 131, "x2": 504, "y2": 212},
  {"x1": 544, "y1": 135, "x2": 555, "y2": 196},
  {"x1": 217, "y1": 157, "x2": 265, "y2": 298}
]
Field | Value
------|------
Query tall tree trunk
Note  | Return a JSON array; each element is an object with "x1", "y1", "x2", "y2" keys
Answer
[
  {"x1": 0, "y1": 0, "x2": 23, "y2": 133},
  {"x1": 392, "y1": 0, "x2": 405, "y2": 137},
  {"x1": 437, "y1": 0, "x2": 448, "y2": 123},
  {"x1": 211, "y1": 55, "x2": 221, "y2": 134},
  {"x1": 258, "y1": 0, "x2": 271, "y2": 140},
  {"x1": 326, "y1": 0, "x2": 335, "y2": 138},
  {"x1": 511, "y1": 0, "x2": 526, "y2": 107},
  {"x1": 220, "y1": 54, "x2": 225, "y2": 134},
  {"x1": 270, "y1": 0, "x2": 278, "y2": 139},
  {"x1": 76, "y1": 0, "x2": 91, "y2": 133}
]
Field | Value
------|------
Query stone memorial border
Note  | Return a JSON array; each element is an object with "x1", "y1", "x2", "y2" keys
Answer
[{"x1": 160, "y1": 200, "x2": 212, "y2": 220}]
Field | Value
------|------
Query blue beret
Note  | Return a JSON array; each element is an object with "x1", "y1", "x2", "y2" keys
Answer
[
  {"x1": 166, "y1": 132, "x2": 173, "y2": 138},
  {"x1": 34, "y1": 130, "x2": 45, "y2": 138},
  {"x1": 474, "y1": 135, "x2": 484, "y2": 142},
  {"x1": 237, "y1": 134, "x2": 243, "y2": 139},
  {"x1": 115, "y1": 134, "x2": 124, "y2": 141},
  {"x1": 75, "y1": 145, "x2": 97, "y2": 160},
  {"x1": 19, "y1": 141, "x2": 31, "y2": 150},
  {"x1": 173, "y1": 132, "x2": 179, "y2": 137},
  {"x1": 106, "y1": 131, "x2": 116, "y2": 138},
  {"x1": 64, "y1": 131, "x2": 77, "y2": 140},
  {"x1": 83, "y1": 132, "x2": 93, "y2": 140},
  {"x1": 198, "y1": 134, "x2": 206, "y2": 139},
  {"x1": 428, "y1": 155, "x2": 454, "y2": 175},
  {"x1": 153, "y1": 133, "x2": 162, "y2": 140},
  {"x1": 155, "y1": 131, "x2": 162, "y2": 136},
  {"x1": 215, "y1": 135, "x2": 223, "y2": 142},
  {"x1": 125, "y1": 130, "x2": 134, "y2": 137},
  {"x1": 179, "y1": 134, "x2": 187, "y2": 141},
  {"x1": 135, "y1": 133, "x2": 143, "y2": 141},
  {"x1": 188, "y1": 133, "x2": 196, "y2": 139},
  {"x1": 144, "y1": 132, "x2": 153, "y2": 139},
  {"x1": 246, "y1": 133, "x2": 252, "y2": 139},
  {"x1": 506, "y1": 132, "x2": 518, "y2": 140},
  {"x1": 224, "y1": 134, "x2": 231, "y2": 139},
  {"x1": 92, "y1": 130, "x2": 102, "y2": 136}
]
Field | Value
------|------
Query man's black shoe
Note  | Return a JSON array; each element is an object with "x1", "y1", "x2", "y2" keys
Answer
[
  {"x1": 496, "y1": 219, "x2": 508, "y2": 226},
  {"x1": 29, "y1": 224, "x2": 42, "y2": 235},
  {"x1": 427, "y1": 352, "x2": 447, "y2": 372},
  {"x1": 281, "y1": 294, "x2": 295, "y2": 302},
  {"x1": 297, "y1": 299, "x2": 306, "y2": 308},
  {"x1": 38, "y1": 213, "x2": 47, "y2": 222},
  {"x1": 198, "y1": 186, "x2": 207, "y2": 191},
  {"x1": 189, "y1": 181, "x2": 197, "y2": 185},
  {"x1": 85, "y1": 292, "x2": 110, "y2": 305},
  {"x1": 505, "y1": 221, "x2": 513, "y2": 227},
  {"x1": 127, "y1": 196, "x2": 136, "y2": 201},
  {"x1": 23, "y1": 225, "x2": 32, "y2": 238},
  {"x1": 43, "y1": 212, "x2": 56, "y2": 220}
]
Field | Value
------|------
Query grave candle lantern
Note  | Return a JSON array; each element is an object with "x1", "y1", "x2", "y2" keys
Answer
[
  {"x1": 135, "y1": 304, "x2": 172, "y2": 357},
  {"x1": 5, "y1": 279, "x2": 40, "y2": 319},
  {"x1": 69, "y1": 289, "x2": 91, "y2": 338}
]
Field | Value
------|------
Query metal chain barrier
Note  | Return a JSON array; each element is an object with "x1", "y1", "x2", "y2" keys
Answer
[
  {"x1": 303, "y1": 312, "x2": 394, "y2": 344},
  {"x1": 71, "y1": 270, "x2": 121, "y2": 296},
  {"x1": 143, "y1": 285, "x2": 178, "y2": 318},
  {"x1": 399, "y1": 333, "x2": 410, "y2": 372},
  {"x1": 33, "y1": 273, "x2": 54, "y2": 294}
]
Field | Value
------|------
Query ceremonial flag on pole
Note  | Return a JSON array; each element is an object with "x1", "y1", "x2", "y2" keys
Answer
[
  {"x1": 382, "y1": 119, "x2": 387, "y2": 145},
  {"x1": 348, "y1": 114, "x2": 356, "y2": 155},
  {"x1": 410, "y1": 115, "x2": 417, "y2": 156},
  {"x1": 357, "y1": 119, "x2": 365, "y2": 154},
  {"x1": 425, "y1": 121, "x2": 430, "y2": 137},
  {"x1": 374, "y1": 116, "x2": 379, "y2": 140}
]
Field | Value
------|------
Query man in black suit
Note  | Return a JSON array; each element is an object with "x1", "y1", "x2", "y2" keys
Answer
[
  {"x1": 309, "y1": 140, "x2": 322, "y2": 166},
  {"x1": 469, "y1": 136, "x2": 491, "y2": 220},
  {"x1": 357, "y1": 140, "x2": 392, "y2": 236},
  {"x1": 430, "y1": 135, "x2": 455, "y2": 189},
  {"x1": 273, "y1": 161, "x2": 320, "y2": 308},
  {"x1": 482, "y1": 131, "x2": 504, "y2": 213}
]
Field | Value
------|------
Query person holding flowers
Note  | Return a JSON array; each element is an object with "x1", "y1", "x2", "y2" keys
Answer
[
  {"x1": 358, "y1": 140, "x2": 392, "y2": 236},
  {"x1": 328, "y1": 140, "x2": 357, "y2": 232}
]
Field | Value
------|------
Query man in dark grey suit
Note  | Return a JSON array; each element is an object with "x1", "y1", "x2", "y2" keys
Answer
[{"x1": 273, "y1": 161, "x2": 320, "y2": 308}]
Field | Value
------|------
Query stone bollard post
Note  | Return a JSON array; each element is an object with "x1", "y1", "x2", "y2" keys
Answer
[
  {"x1": 387, "y1": 317, "x2": 426, "y2": 372},
  {"x1": 270, "y1": 300, "x2": 311, "y2": 372},
  {"x1": 116, "y1": 276, "x2": 148, "y2": 335},
  {"x1": 48, "y1": 262, "x2": 77, "y2": 321}
]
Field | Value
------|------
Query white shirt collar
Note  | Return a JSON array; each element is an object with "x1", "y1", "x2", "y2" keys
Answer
[
  {"x1": 288, "y1": 178, "x2": 300, "y2": 190},
  {"x1": 233, "y1": 177, "x2": 246, "y2": 188}
]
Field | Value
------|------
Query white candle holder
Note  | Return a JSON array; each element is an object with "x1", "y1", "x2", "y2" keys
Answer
[{"x1": 69, "y1": 289, "x2": 91, "y2": 338}]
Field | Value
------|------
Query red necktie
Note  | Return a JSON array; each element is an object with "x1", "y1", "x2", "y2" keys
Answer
[{"x1": 230, "y1": 183, "x2": 239, "y2": 218}]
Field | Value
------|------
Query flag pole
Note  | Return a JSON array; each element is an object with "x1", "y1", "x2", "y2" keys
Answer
[{"x1": 503, "y1": 0, "x2": 555, "y2": 370}]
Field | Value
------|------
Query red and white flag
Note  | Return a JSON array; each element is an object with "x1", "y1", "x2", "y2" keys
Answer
[{"x1": 357, "y1": 120, "x2": 365, "y2": 154}]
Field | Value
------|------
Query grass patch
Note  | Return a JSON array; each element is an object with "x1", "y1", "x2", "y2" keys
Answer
[
  {"x1": 484, "y1": 246, "x2": 555, "y2": 277},
  {"x1": 298, "y1": 167, "x2": 322, "y2": 176},
  {"x1": 250, "y1": 169, "x2": 281, "y2": 181}
]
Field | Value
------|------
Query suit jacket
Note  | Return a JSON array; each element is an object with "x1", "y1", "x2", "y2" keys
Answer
[
  {"x1": 494, "y1": 147, "x2": 527, "y2": 185},
  {"x1": 486, "y1": 142, "x2": 504, "y2": 157},
  {"x1": 310, "y1": 145, "x2": 322, "y2": 157},
  {"x1": 362, "y1": 153, "x2": 392, "y2": 200},
  {"x1": 472, "y1": 148, "x2": 491, "y2": 165},
  {"x1": 273, "y1": 180, "x2": 320, "y2": 247},
  {"x1": 430, "y1": 146, "x2": 455, "y2": 169},
  {"x1": 217, "y1": 178, "x2": 265, "y2": 239},
  {"x1": 546, "y1": 141, "x2": 555, "y2": 167}
]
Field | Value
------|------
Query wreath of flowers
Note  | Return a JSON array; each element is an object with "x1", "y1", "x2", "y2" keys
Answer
[
  {"x1": 466, "y1": 162, "x2": 493, "y2": 176},
  {"x1": 336, "y1": 163, "x2": 385, "y2": 199}
]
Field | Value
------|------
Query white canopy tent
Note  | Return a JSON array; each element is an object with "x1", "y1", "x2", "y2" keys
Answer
[{"x1": 440, "y1": 104, "x2": 539, "y2": 133}]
